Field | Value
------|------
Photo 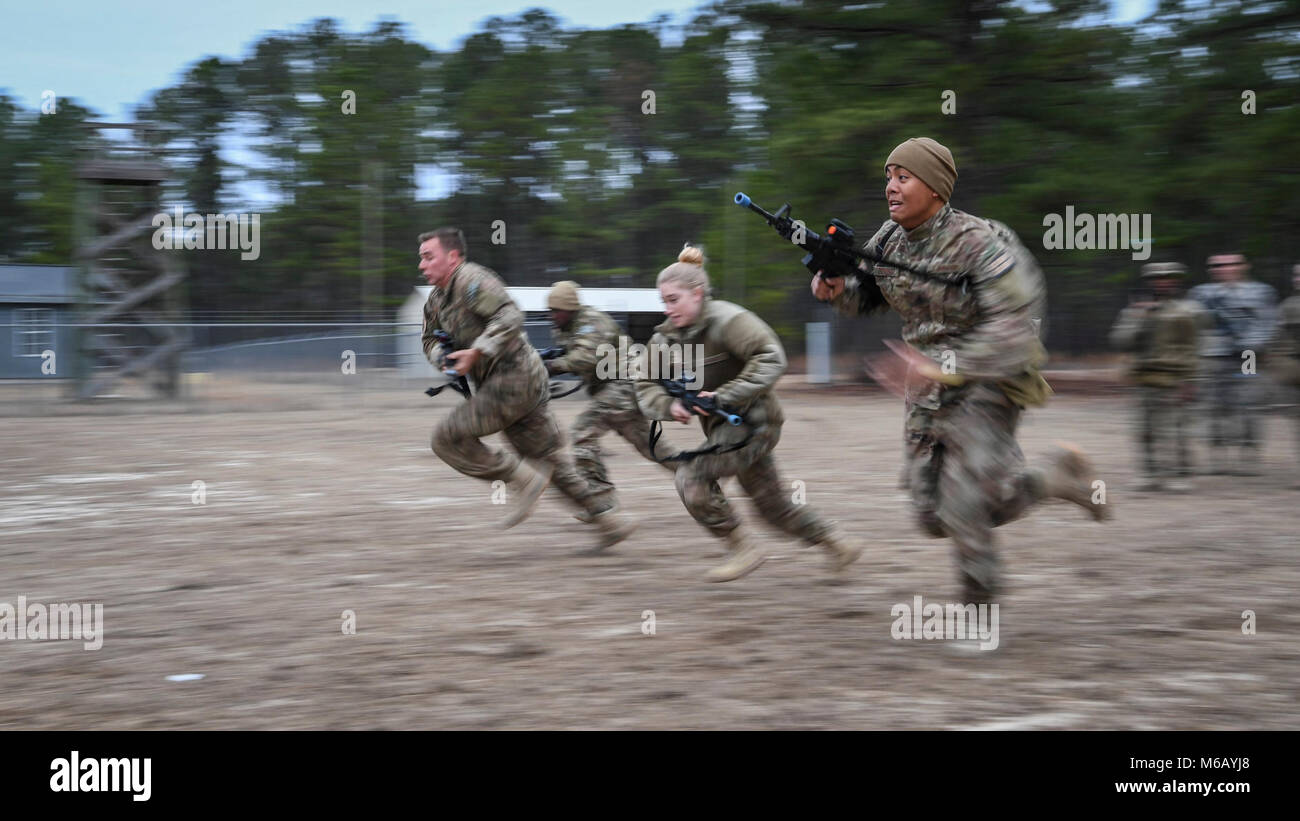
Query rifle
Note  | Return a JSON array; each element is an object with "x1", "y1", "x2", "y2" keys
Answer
[
  {"x1": 648, "y1": 371, "x2": 749, "y2": 463},
  {"x1": 424, "y1": 329, "x2": 471, "y2": 400},
  {"x1": 535, "y1": 345, "x2": 584, "y2": 397},
  {"x1": 733, "y1": 192, "x2": 953, "y2": 285},
  {"x1": 661, "y1": 372, "x2": 742, "y2": 426}
]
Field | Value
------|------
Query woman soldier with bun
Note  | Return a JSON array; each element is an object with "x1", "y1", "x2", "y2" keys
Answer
[{"x1": 634, "y1": 245, "x2": 863, "y2": 582}]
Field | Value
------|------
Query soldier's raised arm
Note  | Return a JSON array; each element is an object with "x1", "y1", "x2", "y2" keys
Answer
[{"x1": 819, "y1": 222, "x2": 894, "y2": 317}]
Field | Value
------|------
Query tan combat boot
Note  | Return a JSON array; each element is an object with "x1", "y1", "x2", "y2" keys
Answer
[
  {"x1": 704, "y1": 525, "x2": 768, "y2": 583},
  {"x1": 818, "y1": 532, "x2": 863, "y2": 572},
  {"x1": 589, "y1": 506, "x2": 637, "y2": 551},
  {"x1": 1042, "y1": 442, "x2": 1110, "y2": 522},
  {"x1": 573, "y1": 499, "x2": 618, "y2": 524},
  {"x1": 500, "y1": 461, "x2": 553, "y2": 529}
]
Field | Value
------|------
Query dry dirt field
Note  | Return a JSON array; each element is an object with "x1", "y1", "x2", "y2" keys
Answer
[{"x1": 1, "y1": 379, "x2": 1297, "y2": 729}]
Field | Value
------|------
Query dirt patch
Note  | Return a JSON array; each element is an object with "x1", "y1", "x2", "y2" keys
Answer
[{"x1": 0, "y1": 386, "x2": 1295, "y2": 729}]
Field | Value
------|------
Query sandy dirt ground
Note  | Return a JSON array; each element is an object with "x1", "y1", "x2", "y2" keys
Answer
[{"x1": 1, "y1": 379, "x2": 1297, "y2": 729}]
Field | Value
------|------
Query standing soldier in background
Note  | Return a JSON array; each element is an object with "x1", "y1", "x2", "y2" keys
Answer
[
  {"x1": 1109, "y1": 262, "x2": 1202, "y2": 492},
  {"x1": 1274, "y1": 265, "x2": 1300, "y2": 487},
  {"x1": 1187, "y1": 254, "x2": 1279, "y2": 475},
  {"x1": 636, "y1": 245, "x2": 862, "y2": 582},
  {"x1": 544, "y1": 280, "x2": 674, "y2": 520},
  {"x1": 419, "y1": 228, "x2": 637, "y2": 549},
  {"x1": 812, "y1": 137, "x2": 1108, "y2": 606}
]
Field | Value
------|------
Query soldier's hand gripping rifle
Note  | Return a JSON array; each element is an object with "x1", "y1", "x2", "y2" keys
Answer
[
  {"x1": 534, "y1": 345, "x2": 584, "y2": 398},
  {"x1": 662, "y1": 372, "x2": 743, "y2": 426},
  {"x1": 648, "y1": 371, "x2": 750, "y2": 463},
  {"x1": 424, "y1": 329, "x2": 471, "y2": 400}
]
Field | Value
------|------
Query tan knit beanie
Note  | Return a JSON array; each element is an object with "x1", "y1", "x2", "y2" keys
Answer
[
  {"x1": 547, "y1": 280, "x2": 581, "y2": 311},
  {"x1": 884, "y1": 137, "x2": 957, "y2": 202}
]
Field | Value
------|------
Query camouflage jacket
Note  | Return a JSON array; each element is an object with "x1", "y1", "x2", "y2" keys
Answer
[
  {"x1": 1187, "y1": 280, "x2": 1279, "y2": 357},
  {"x1": 830, "y1": 203, "x2": 1050, "y2": 409},
  {"x1": 1280, "y1": 295, "x2": 1300, "y2": 355},
  {"x1": 1274, "y1": 295, "x2": 1300, "y2": 386},
  {"x1": 549, "y1": 305, "x2": 625, "y2": 394},
  {"x1": 420, "y1": 261, "x2": 546, "y2": 394},
  {"x1": 635, "y1": 297, "x2": 787, "y2": 440},
  {"x1": 1109, "y1": 298, "x2": 1202, "y2": 387}
]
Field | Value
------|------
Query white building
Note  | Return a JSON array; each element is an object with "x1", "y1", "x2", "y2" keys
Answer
[{"x1": 397, "y1": 286, "x2": 665, "y2": 377}]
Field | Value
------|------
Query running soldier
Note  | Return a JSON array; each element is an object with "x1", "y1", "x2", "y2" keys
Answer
[
  {"x1": 419, "y1": 228, "x2": 636, "y2": 549},
  {"x1": 1109, "y1": 262, "x2": 1202, "y2": 491},
  {"x1": 812, "y1": 137, "x2": 1108, "y2": 605},
  {"x1": 544, "y1": 281, "x2": 674, "y2": 519},
  {"x1": 635, "y1": 245, "x2": 862, "y2": 582}
]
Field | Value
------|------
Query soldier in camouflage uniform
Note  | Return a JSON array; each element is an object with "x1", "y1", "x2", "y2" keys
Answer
[
  {"x1": 418, "y1": 228, "x2": 637, "y2": 549},
  {"x1": 812, "y1": 137, "x2": 1108, "y2": 605},
  {"x1": 1187, "y1": 254, "x2": 1279, "y2": 474},
  {"x1": 1274, "y1": 265, "x2": 1300, "y2": 487},
  {"x1": 544, "y1": 281, "x2": 674, "y2": 519},
  {"x1": 635, "y1": 245, "x2": 863, "y2": 583},
  {"x1": 1108, "y1": 262, "x2": 1202, "y2": 491}
]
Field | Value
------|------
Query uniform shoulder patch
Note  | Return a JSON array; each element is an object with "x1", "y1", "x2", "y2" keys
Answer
[
  {"x1": 466, "y1": 281, "x2": 480, "y2": 302},
  {"x1": 579, "y1": 325, "x2": 595, "y2": 334},
  {"x1": 985, "y1": 249, "x2": 1015, "y2": 279}
]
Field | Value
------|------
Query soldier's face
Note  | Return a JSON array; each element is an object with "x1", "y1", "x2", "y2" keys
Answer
[
  {"x1": 1207, "y1": 254, "x2": 1247, "y2": 283},
  {"x1": 1152, "y1": 276, "x2": 1178, "y2": 297},
  {"x1": 419, "y1": 238, "x2": 461, "y2": 287},
  {"x1": 885, "y1": 164, "x2": 942, "y2": 229},
  {"x1": 660, "y1": 281, "x2": 704, "y2": 328},
  {"x1": 551, "y1": 309, "x2": 574, "y2": 328}
]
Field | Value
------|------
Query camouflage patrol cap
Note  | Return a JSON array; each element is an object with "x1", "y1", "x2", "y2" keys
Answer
[
  {"x1": 1140, "y1": 262, "x2": 1187, "y2": 280},
  {"x1": 548, "y1": 280, "x2": 581, "y2": 310}
]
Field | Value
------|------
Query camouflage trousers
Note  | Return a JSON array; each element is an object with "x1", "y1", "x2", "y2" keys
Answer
[
  {"x1": 1202, "y1": 356, "x2": 1262, "y2": 451},
  {"x1": 906, "y1": 382, "x2": 1045, "y2": 600},
  {"x1": 1133, "y1": 385, "x2": 1193, "y2": 477},
  {"x1": 571, "y1": 383, "x2": 675, "y2": 497},
  {"x1": 430, "y1": 371, "x2": 608, "y2": 516},
  {"x1": 674, "y1": 418, "x2": 835, "y2": 545}
]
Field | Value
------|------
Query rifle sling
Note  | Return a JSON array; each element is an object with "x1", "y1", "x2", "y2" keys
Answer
[{"x1": 649, "y1": 419, "x2": 752, "y2": 464}]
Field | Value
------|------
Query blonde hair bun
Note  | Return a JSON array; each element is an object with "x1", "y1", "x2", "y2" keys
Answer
[{"x1": 678, "y1": 244, "x2": 705, "y2": 266}]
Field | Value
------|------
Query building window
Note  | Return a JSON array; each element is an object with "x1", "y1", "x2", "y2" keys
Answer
[{"x1": 14, "y1": 307, "x2": 55, "y2": 357}]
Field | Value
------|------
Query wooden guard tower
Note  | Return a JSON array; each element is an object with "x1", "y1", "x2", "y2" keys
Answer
[{"x1": 73, "y1": 122, "x2": 187, "y2": 399}]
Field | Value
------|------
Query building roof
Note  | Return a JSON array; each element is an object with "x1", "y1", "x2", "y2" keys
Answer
[
  {"x1": 403, "y1": 285, "x2": 663, "y2": 319},
  {"x1": 0, "y1": 265, "x2": 78, "y2": 304}
]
